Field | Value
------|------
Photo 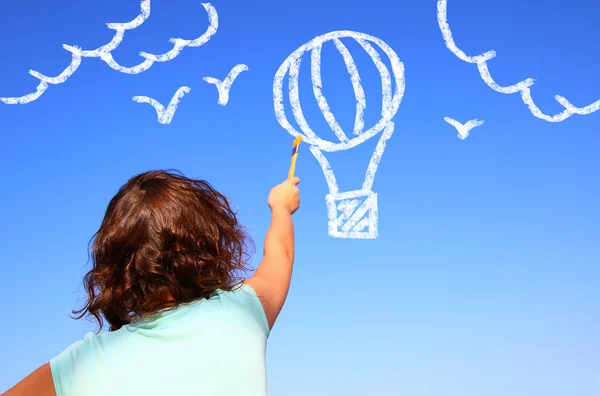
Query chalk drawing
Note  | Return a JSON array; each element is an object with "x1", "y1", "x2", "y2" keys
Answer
[
  {"x1": 0, "y1": 46, "x2": 83, "y2": 105},
  {"x1": 1, "y1": 82, "x2": 49, "y2": 105},
  {"x1": 437, "y1": 0, "x2": 599, "y2": 122},
  {"x1": 133, "y1": 86, "x2": 191, "y2": 124},
  {"x1": 444, "y1": 117, "x2": 484, "y2": 140},
  {"x1": 203, "y1": 64, "x2": 249, "y2": 106},
  {"x1": 0, "y1": 1, "x2": 218, "y2": 104},
  {"x1": 273, "y1": 31, "x2": 405, "y2": 239}
]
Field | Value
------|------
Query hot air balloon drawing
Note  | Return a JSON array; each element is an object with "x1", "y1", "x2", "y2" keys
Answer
[{"x1": 273, "y1": 30, "x2": 405, "y2": 239}]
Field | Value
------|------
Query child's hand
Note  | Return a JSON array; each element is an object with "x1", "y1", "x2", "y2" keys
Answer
[{"x1": 268, "y1": 177, "x2": 300, "y2": 215}]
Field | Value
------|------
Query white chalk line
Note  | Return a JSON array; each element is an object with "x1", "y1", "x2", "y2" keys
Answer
[
  {"x1": 274, "y1": 30, "x2": 405, "y2": 152},
  {"x1": 326, "y1": 191, "x2": 378, "y2": 239},
  {"x1": 444, "y1": 117, "x2": 484, "y2": 140},
  {"x1": 71, "y1": 2, "x2": 217, "y2": 74},
  {"x1": 108, "y1": 0, "x2": 151, "y2": 31},
  {"x1": 311, "y1": 43, "x2": 350, "y2": 143},
  {"x1": 356, "y1": 39, "x2": 393, "y2": 120},
  {"x1": 340, "y1": 193, "x2": 373, "y2": 233},
  {"x1": 363, "y1": 121, "x2": 394, "y2": 191},
  {"x1": 274, "y1": 31, "x2": 404, "y2": 239},
  {"x1": 1, "y1": 1, "x2": 218, "y2": 104},
  {"x1": 203, "y1": 64, "x2": 248, "y2": 106},
  {"x1": 133, "y1": 86, "x2": 191, "y2": 124},
  {"x1": 29, "y1": 46, "x2": 83, "y2": 84},
  {"x1": 0, "y1": 82, "x2": 49, "y2": 105},
  {"x1": 333, "y1": 39, "x2": 366, "y2": 136},
  {"x1": 352, "y1": 216, "x2": 370, "y2": 233},
  {"x1": 336, "y1": 198, "x2": 362, "y2": 225},
  {"x1": 437, "y1": 0, "x2": 599, "y2": 122},
  {"x1": 309, "y1": 145, "x2": 339, "y2": 195},
  {"x1": 289, "y1": 57, "x2": 321, "y2": 143}
]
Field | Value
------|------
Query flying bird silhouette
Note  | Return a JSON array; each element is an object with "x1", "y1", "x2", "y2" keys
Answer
[
  {"x1": 444, "y1": 117, "x2": 485, "y2": 140},
  {"x1": 203, "y1": 64, "x2": 248, "y2": 106},
  {"x1": 133, "y1": 86, "x2": 191, "y2": 124}
]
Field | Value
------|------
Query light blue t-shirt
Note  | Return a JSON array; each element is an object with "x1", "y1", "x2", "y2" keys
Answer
[{"x1": 50, "y1": 283, "x2": 270, "y2": 396}]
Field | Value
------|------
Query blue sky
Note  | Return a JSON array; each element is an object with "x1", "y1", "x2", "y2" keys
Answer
[{"x1": 0, "y1": 0, "x2": 598, "y2": 395}]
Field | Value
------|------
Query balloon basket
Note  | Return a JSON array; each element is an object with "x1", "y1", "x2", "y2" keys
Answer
[{"x1": 325, "y1": 190, "x2": 378, "y2": 239}]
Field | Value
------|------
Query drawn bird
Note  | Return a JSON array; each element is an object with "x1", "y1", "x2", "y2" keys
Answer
[
  {"x1": 203, "y1": 64, "x2": 248, "y2": 106},
  {"x1": 133, "y1": 86, "x2": 191, "y2": 124},
  {"x1": 444, "y1": 117, "x2": 485, "y2": 140}
]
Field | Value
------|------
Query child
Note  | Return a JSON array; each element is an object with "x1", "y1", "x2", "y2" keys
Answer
[{"x1": 3, "y1": 170, "x2": 300, "y2": 396}]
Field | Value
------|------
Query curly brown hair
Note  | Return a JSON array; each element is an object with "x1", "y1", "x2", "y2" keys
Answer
[{"x1": 72, "y1": 170, "x2": 254, "y2": 332}]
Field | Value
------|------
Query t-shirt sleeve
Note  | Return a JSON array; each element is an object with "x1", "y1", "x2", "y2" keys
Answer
[
  {"x1": 233, "y1": 283, "x2": 271, "y2": 338},
  {"x1": 49, "y1": 333, "x2": 93, "y2": 395}
]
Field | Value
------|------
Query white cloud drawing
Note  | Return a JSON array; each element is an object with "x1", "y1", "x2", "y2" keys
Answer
[
  {"x1": 1, "y1": 1, "x2": 218, "y2": 105},
  {"x1": 437, "y1": 0, "x2": 599, "y2": 122}
]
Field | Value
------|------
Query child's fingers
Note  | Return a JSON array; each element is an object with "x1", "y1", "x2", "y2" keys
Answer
[{"x1": 288, "y1": 177, "x2": 300, "y2": 185}]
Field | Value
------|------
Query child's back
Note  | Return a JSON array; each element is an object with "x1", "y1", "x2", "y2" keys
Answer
[{"x1": 51, "y1": 284, "x2": 270, "y2": 395}]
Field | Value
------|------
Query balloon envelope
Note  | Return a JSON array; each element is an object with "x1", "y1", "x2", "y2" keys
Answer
[{"x1": 273, "y1": 30, "x2": 405, "y2": 152}]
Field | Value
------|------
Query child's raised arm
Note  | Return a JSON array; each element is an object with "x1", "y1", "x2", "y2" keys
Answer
[{"x1": 245, "y1": 177, "x2": 300, "y2": 330}]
